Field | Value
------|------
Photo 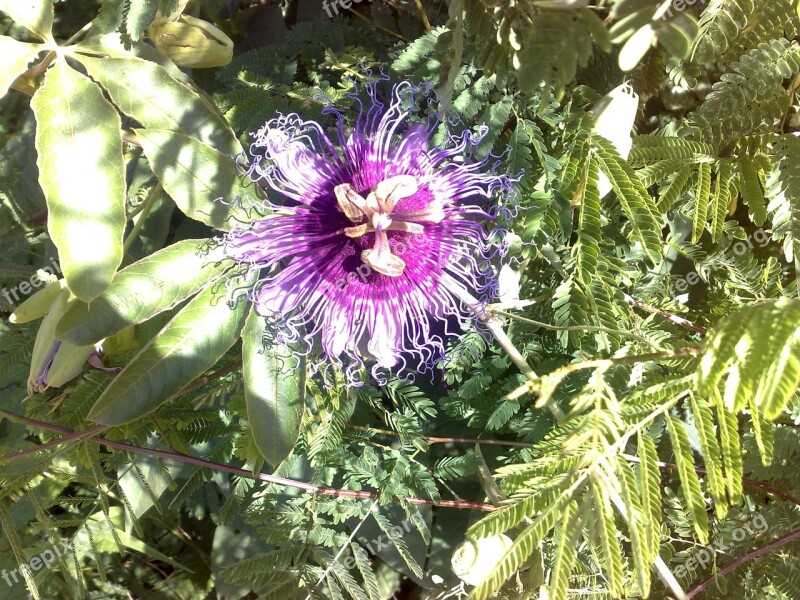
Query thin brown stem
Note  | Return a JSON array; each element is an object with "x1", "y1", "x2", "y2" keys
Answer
[
  {"x1": 345, "y1": 424, "x2": 534, "y2": 448},
  {"x1": 412, "y1": 0, "x2": 432, "y2": 31},
  {"x1": 624, "y1": 293, "x2": 707, "y2": 335},
  {"x1": 344, "y1": 8, "x2": 408, "y2": 41},
  {"x1": 687, "y1": 528, "x2": 800, "y2": 598},
  {"x1": 0, "y1": 410, "x2": 496, "y2": 512}
]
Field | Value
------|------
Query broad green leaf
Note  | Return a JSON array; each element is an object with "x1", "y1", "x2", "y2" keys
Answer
[
  {"x1": 56, "y1": 239, "x2": 231, "y2": 346},
  {"x1": 0, "y1": 36, "x2": 44, "y2": 101},
  {"x1": 0, "y1": 0, "x2": 53, "y2": 41},
  {"x1": 87, "y1": 279, "x2": 249, "y2": 425},
  {"x1": 73, "y1": 55, "x2": 240, "y2": 157},
  {"x1": 74, "y1": 34, "x2": 191, "y2": 83},
  {"x1": 242, "y1": 308, "x2": 305, "y2": 467},
  {"x1": 136, "y1": 129, "x2": 253, "y2": 231},
  {"x1": 31, "y1": 58, "x2": 126, "y2": 302}
]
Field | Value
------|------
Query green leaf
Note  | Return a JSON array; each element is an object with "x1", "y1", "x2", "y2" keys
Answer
[
  {"x1": 0, "y1": 36, "x2": 44, "y2": 101},
  {"x1": 693, "y1": 161, "x2": 711, "y2": 243},
  {"x1": 593, "y1": 138, "x2": 662, "y2": 264},
  {"x1": 548, "y1": 500, "x2": 581, "y2": 600},
  {"x1": 658, "y1": 165, "x2": 693, "y2": 214},
  {"x1": 739, "y1": 157, "x2": 767, "y2": 226},
  {"x1": 689, "y1": 394, "x2": 728, "y2": 516},
  {"x1": 589, "y1": 478, "x2": 624, "y2": 597},
  {"x1": 576, "y1": 156, "x2": 601, "y2": 283},
  {"x1": 711, "y1": 160, "x2": 731, "y2": 242},
  {"x1": 73, "y1": 55, "x2": 240, "y2": 157},
  {"x1": 615, "y1": 456, "x2": 650, "y2": 596},
  {"x1": 87, "y1": 278, "x2": 250, "y2": 425},
  {"x1": 636, "y1": 433, "x2": 662, "y2": 559},
  {"x1": 56, "y1": 239, "x2": 230, "y2": 345},
  {"x1": 242, "y1": 307, "x2": 305, "y2": 467},
  {"x1": 31, "y1": 58, "x2": 126, "y2": 302},
  {"x1": 469, "y1": 491, "x2": 574, "y2": 599},
  {"x1": 698, "y1": 298, "x2": 800, "y2": 419},
  {"x1": 126, "y1": 0, "x2": 158, "y2": 40},
  {"x1": 666, "y1": 415, "x2": 709, "y2": 544},
  {"x1": 135, "y1": 129, "x2": 252, "y2": 231},
  {"x1": 0, "y1": 0, "x2": 53, "y2": 40},
  {"x1": 715, "y1": 393, "x2": 743, "y2": 505}
]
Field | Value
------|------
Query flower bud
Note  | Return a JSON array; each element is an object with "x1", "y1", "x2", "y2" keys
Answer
[
  {"x1": 9, "y1": 278, "x2": 65, "y2": 324},
  {"x1": 451, "y1": 534, "x2": 513, "y2": 586},
  {"x1": 27, "y1": 286, "x2": 98, "y2": 393},
  {"x1": 148, "y1": 15, "x2": 233, "y2": 69}
]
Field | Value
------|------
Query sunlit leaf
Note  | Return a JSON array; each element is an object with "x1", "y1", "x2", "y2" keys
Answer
[
  {"x1": 242, "y1": 307, "x2": 305, "y2": 467},
  {"x1": 0, "y1": 0, "x2": 53, "y2": 41},
  {"x1": 73, "y1": 54, "x2": 240, "y2": 157},
  {"x1": 87, "y1": 278, "x2": 250, "y2": 425},
  {"x1": 135, "y1": 129, "x2": 253, "y2": 231},
  {"x1": 0, "y1": 36, "x2": 44, "y2": 101},
  {"x1": 31, "y1": 58, "x2": 126, "y2": 302},
  {"x1": 56, "y1": 239, "x2": 231, "y2": 345}
]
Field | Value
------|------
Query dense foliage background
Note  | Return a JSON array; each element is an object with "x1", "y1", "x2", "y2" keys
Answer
[{"x1": 1, "y1": 0, "x2": 800, "y2": 598}]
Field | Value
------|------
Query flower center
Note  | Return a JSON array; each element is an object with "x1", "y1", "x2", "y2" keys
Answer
[{"x1": 334, "y1": 175, "x2": 444, "y2": 277}]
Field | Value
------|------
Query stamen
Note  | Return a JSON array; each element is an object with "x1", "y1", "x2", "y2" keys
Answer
[
  {"x1": 334, "y1": 175, "x2": 434, "y2": 277},
  {"x1": 373, "y1": 174, "x2": 418, "y2": 212},
  {"x1": 344, "y1": 223, "x2": 369, "y2": 238},
  {"x1": 335, "y1": 183, "x2": 371, "y2": 222},
  {"x1": 362, "y1": 227, "x2": 406, "y2": 277}
]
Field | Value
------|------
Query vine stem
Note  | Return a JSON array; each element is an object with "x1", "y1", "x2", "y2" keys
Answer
[
  {"x1": 0, "y1": 409, "x2": 496, "y2": 512},
  {"x1": 412, "y1": 0, "x2": 432, "y2": 31},
  {"x1": 345, "y1": 424, "x2": 534, "y2": 447},
  {"x1": 686, "y1": 528, "x2": 800, "y2": 598},
  {"x1": 344, "y1": 7, "x2": 409, "y2": 41},
  {"x1": 491, "y1": 308, "x2": 666, "y2": 350},
  {"x1": 122, "y1": 183, "x2": 163, "y2": 253},
  {"x1": 623, "y1": 293, "x2": 707, "y2": 335}
]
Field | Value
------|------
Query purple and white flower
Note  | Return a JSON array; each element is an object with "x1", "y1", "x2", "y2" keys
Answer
[{"x1": 225, "y1": 78, "x2": 514, "y2": 380}]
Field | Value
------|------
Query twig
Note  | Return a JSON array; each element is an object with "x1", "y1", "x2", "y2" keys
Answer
[
  {"x1": 0, "y1": 409, "x2": 496, "y2": 512},
  {"x1": 345, "y1": 424, "x2": 534, "y2": 448},
  {"x1": 344, "y1": 7, "x2": 409, "y2": 42},
  {"x1": 624, "y1": 293, "x2": 707, "y2": 335},
  {"x1": 492, "y1": 308, "x2": 665, "y2": 350},
  {"x1": 686, "y1": 528, "x2": 800, "y2": 598},
  {"x1": 412, "y1": 0, "x2": 432, "y2": 31}
]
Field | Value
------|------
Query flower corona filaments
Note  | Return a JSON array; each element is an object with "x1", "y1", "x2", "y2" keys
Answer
[{"x1": 225, "y1": 77, "x2": 514, "y2": 382}]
